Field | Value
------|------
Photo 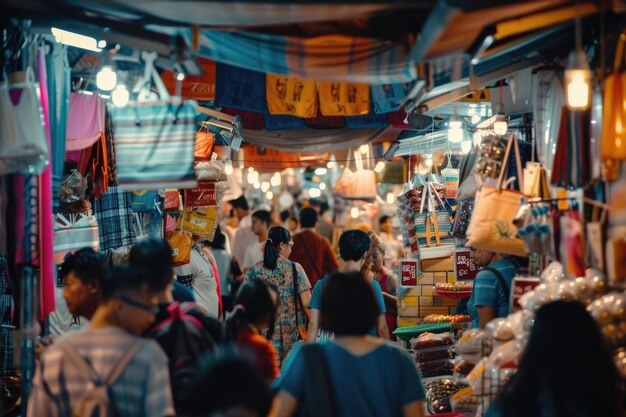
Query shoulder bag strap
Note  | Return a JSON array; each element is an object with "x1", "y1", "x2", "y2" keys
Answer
[
  {"x1": 297, "y1": 234, "x2": 322, "y2": 278},
  {"x1": 58, "y1": 339, "x2": 102, "y2": 384},
  {"x1": 292, "y1": 262, "x2": 300, "y2": 326},
  {"x1": 104, "y1": 339, "x2": 148, "y2": 385},
  {"x1": 484, "y1": 266, "x2": 511, "y2": 299}
]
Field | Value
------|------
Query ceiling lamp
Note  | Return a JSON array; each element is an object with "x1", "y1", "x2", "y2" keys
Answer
[
  {"x1": 447, "y1": 113, "x2": 463, "y2": 143},
  {"x1": 565, "y1": 7, "x2": 592, "y2": 110},
  {"x1": 309, "y1": 188, "x2": 322, "y2": 198},
  {"x1": 224, "y1": 159, "x2": 234, "y2": 175},
  {"x1": 374, "y1": 161, "x2": 386, "y2": 173},
  {"x1": 270, "y1": 172, "x2": 281, "y2": 187},
  {"x1": 319, "y1": 183, "x2": 327, "y2": 190},
  {"x1": 493, "y1": 112, "x2": 508, "y2": 136},
  {"x1": 461, "y1": 140, "x2": 472, "y2": 154},
  {"x1": 350, "y1": 207, "x2": 359, "y2": 219},
  {"x1": 51, "y1": 27, "x2": 104, "y2": 52},
  {"x1": 315, "y1": 167, "x2": 328, "y2": 176},
  {"x1": 111, "y1": 84, "x2": 129, "y2": 107},
  {"x1": 96, "y1": 65, "x2": 117, "y2": 91},
  {"x1": 261, "y1": 182, "x2": 270, "y2": 192},
  {"x1": 327, "y1": 161, "x2": 336, "y2": 169},
  {"x1": 266, "y1": 191, "x2": 274, "y2": 200},
  {"x1": 359, "y1": 144, "x2": 369, "y2": 154},
  {"x1": 386, "y1": 193, "x2": 396, "y2": 204}
]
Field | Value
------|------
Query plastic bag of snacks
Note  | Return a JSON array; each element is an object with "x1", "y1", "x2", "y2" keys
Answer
[
  {"x1": 411, "y1": 332, "x2": 454, "y2": 350},
  {"x1": 414, "y1": 345, "x2": 453, "y2": 363},
  {"x1": 451, "y1": 387, "x2": 480, "y2": 416},
  {"x1": 485, "y1": 318, "x2": 515, "y2": 343},
  {"x1": 425, "y1": 378, "x2": 466, "y2": 414},
  {"x1": 588, "y1": 292, "x2": 626, "y2": 347}
]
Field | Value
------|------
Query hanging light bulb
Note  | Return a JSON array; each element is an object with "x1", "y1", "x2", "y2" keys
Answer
[
  {"x1": 270, "y1": 172, "x2": 281, "y2": 187},
  {"x1": 374, "y1": 161, "x2": 386, "y2": 173},
  {"x1": 319, "y1": 182, "x2": 327, "y2": 190},
  {"x1": 309, "y1": 188, "x2": 322, "y2": 198},
  {"x1": 261, "y1": 182, "x2": 270, "y2": 193},
  {"x1": 176, "y1": 72, "x2": 186, "y2": 81},
  {"x1": 266, "y1": 191, "x2": 274, "y2": 200},
  {"x1": 96, "y1": 65, "x2": 117, "y2": 91},
  {"x1": 314, "y1": 167, "x2": 328, "y2": 176},
  {"x1": 224, "y1": 159, "x2": 234, "y2": 175},
  {"x1": 327, "y1": 161, "x2": 336, "y2": 169},
  {"x1": 565, "y1": 50, "x2": 592, "y2": 110},
  {"x1": 447, "y1": 113, "x2": 464, "y2": 144},
  {"x1": 461, "y1": 140, "x2": 472, "y2": 154},
  {"x1": 493, "y1": 112, "x2": 508, "y2": 136},
  {"x1": 253, "y1": 181, "x2": 261, "y2": 189},
  {"x1": 386, "y1": 193, "x2": 396, "y2": 204},
  {"x1": 248, "y1": 167, "x2": 254, "y2": 173},
  {"x1": 111, "y1": 84, "x2": 129, "y2": 107},
  {"x1": 350, "y1": 207, "x2": 359, "y2": 219},
  {"x1": 424, "y1": 155, "x2": 433, "y2": 168},
  {"x1": 358, "y1": 144, "x2": 369, "y2": 154}
]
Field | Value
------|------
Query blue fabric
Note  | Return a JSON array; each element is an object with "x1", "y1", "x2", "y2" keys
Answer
[
  {"x1": 467, "y1": 258, "x2": 519, "y2": 327},
  {"x1": 172, "y1": 281, "x2": 195, "y2": 302},
  {"x1": 215, "y1": 63, "x2": 267, "y2": 113},
  {"x1": 310, "y1": 276, "x2": 385, "y2": 337},
  {"x1": 273, "y1": 341, "x2": 425, "y2": 416},
  {"x1": 263, "y1": 114, "x2": 306, "y2": 131},
  {"x1": 189, "y1": 29, "x2": 416, "y2": 85},
  {"x1": 371, "y1": 83, "x2": 411, "y2": 114}
]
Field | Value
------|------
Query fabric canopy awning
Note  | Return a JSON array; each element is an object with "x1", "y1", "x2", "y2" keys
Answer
[
  {"x1": 240, "y1": 126, "x2": 397, "y2": 153},
  {"x1": 187, "y1": 29, "x2": 417, "y2": 84}
]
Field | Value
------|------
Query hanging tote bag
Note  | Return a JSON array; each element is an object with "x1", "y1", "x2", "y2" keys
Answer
[
  {"x1": 0, "y1": 68, "x2": 48, "y2": 175},
  {"x1": 179, "y1": 206, "x2": 220, "y2": 240},
  {"x1": 167, "y1": 227, "x2": 193, "y2": 266},
  {"x1": 194, "y1": 130, "x2": 216, "y2": 161},
  {"x1": 466, "y1": 134, "x2": 528, "y2": 257},
  {"x1": 441, "y1": 154, "x2": 460, "y2": 200},
  {"x1": 110, "y1": 52, "x2": 198, "y2": 191},
  {"x1": 53, "y1": 214, "x2": 99, "y2": 264}
]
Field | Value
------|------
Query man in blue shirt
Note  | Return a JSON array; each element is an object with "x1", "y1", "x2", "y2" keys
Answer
[
  {"x1": 307, "y1": 229, "x2": 389, "y2": 341},
  {"x1": 467, "y1": 249, "x2": 519, "y2": 328}
]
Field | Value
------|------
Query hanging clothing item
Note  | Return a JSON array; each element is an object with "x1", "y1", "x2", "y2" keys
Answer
[
  {"x1": 551, "y1": 107, "x2": 591, "y2": 188},
  {"x1": 215, "y1": 63, "x2": 266, "y2": 113},
  {"x1": 266, "y1": 74, "x2": 318, "y2": 118},
  {"x1": 66, "y1": 92, "x2": 105, "y2": 151},
  {"x1": 94, "y1": 186, "x2": 137, "y2": 251},
  {"x1": 0, "y1": 68, "x2": 48, "y2": 175},
  {"x1": 318, "y1": 82, "x2": 370, "y2": 116},
  {"x1": 37, "y1": 47, "x2": 56, "y2": 320},
  {"x1": 110, "y1": 100, "x2": 198, "y2": 190}
]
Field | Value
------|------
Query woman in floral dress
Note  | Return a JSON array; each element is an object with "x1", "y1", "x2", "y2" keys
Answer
[{"x1": 246, "y1": 226, "x2": 311, "y2": 367}]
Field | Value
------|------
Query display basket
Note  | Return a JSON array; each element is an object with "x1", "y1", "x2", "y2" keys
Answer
[{"x1": 433, "y1": 283, "x2": 473, "y2": 299}]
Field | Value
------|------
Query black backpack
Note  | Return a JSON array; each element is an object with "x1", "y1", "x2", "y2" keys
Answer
[{"x1": 148, "y1": 302, "x2": 217, "y2": 409}]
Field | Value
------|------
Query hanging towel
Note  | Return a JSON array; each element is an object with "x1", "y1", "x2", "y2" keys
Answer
[
  {"x1": 266, "y1": 74, "x2": 318, "y2": 118},
  {"x1": 66, "y1": 92, "x2": 105, "y2": 151},
  {"x1": 215, "y1": 63, "x2": 266, "y2": 113},
  {"x1": 318, "y1": 82, "x2": 370, "y2": 116}
]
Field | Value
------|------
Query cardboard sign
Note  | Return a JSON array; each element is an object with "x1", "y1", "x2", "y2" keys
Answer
[
  {"x1": 510, "y1": 277, "x2": 540, "y2": 313},
  {"x1": 454, "y1": 249, "x2": 482, "y2": 281},
  {"x1": 184, "y1": 182, "x2": 217, "y2": 207},
  {"x1": 400, "y1": 260, "x2": 419, "y2": 287}
]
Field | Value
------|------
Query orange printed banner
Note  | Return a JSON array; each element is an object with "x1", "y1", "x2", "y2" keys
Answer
[
  {"x1": 266, "y1": 74, "x2": 318, "y2": 118},
  {"x1": 318, "y1": 82, "x2": 370, "y2": 116}
]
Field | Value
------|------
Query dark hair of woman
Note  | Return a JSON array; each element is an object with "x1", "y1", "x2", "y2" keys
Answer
[
  {"x1": 494, "y1": 300, "x2": 620, "y2": 417},
  {"x1": 226, "y1": 278, "x2": 278, "y2": 342},
  {"x1": 320, "y1": 271, "x2": 379, "y2": 336},
  {"x1": 262, "y1": 226, "x2": 291, "y2": 270}
]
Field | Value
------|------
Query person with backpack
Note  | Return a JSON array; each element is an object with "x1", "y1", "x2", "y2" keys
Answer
[
  {"x1": 27, "y1": 266, "x2": 174, "y2": 417},
  {"x1": 245, "y1": 226, "x2": 312, "y2": 368},
  {"x1": 226, "y1": 278, "x2": 280, "y2": 383},
  {"x1": 129, "y1": 238, "x2": 224, "y2": 412}
]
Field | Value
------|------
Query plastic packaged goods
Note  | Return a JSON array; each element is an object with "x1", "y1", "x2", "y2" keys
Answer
[
  {"x1": 614, "y1": 348, "x2": 626, "y2": 379},
  {"x1": 451, "y1": 387, "x2": 480, "y2": 416},
  {"x1": 419, "y1": 359, "x2": 454, "y2": 378},
  {"x1": 425, "y1": 378, "x2": 466, "y2": 414},
  {"x1": 423, "y1": 314, "x2": 472, "y2": 325},
  {"x1": 486, "y1": 340, "x2": 523, "y2": 370},
  {"x1": 453, "y1": 358, "x2": 477, "y2": 378},
  {"x1": 412, "y1": 332, "x2": 454, "y2": 350},
  {"x1": 414, "y1": 345, "x2": 454, "y2": 363},
  {"x1": 588, "y1": 292, "x2": 626, "y2": 347},
  {"x1": 455, "y1": 329, "x2": 487, "y2": 355},
  {"x1": 486, "y1": 318, "x2": 515, "y2": 342}
]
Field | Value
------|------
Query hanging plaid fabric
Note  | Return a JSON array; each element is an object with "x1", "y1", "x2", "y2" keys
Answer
[
  {"x1": 551, "y1": 107, "x2": 591, "y2": 188},
  {"x1": 215, "y1": 63, "x2": 266, "y2": 113},
  {"x1": 318, "y1": 82, "x2": 370, "y2": 116},
  {"x1": 93, "y1": 185, "x2": 137, "y2": 251},
  {"x1": 264, "y1": 114, "x2": 306, "y2": 130},
  {"x1": 110, "y1": 100, "x2": 198, "y2": 190},
  {"x1": 266, "y1": 74, "x2": 318, "y2": 118}
]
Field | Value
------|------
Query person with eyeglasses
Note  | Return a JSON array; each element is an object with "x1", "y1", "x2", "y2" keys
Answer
[
  {"x1": 246, "y1": 226, "x2": 312, "y2": 368},
  {"x1": 28, "y1": 266, "x2": 175, "y2": 417}
]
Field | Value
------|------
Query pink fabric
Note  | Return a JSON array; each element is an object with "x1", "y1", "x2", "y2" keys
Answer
[
  {"x1": 37, "y1": 48, "x2": 56, "y2": 319},
  {"x1": 65, "y1": 92, "x2": 105, "y2": 151},
  {"x1": 209, "y1": 262, "x2": 222, "y2": 318}
]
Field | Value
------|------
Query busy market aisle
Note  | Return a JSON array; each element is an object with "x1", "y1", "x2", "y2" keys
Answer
[{"x1": 1, "y1": 1, "x2": 626, "y2": 416}]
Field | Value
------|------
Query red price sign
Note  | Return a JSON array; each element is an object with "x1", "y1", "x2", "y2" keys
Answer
[
  {"x1": 185, "y1": 182, "x2": 217, "y2": 207},
  {"x1": 454, "y1": 249, "x2": 482, "y2": 281},
  {"x1": 510, "y1": 277, "x2": 540, "y2": 312},
  {"x1": 400, "y1": 260, "x2": 419, "y2": 287}
]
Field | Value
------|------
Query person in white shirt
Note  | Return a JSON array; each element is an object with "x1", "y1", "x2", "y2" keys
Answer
[
  {"x1": 379, "y1": 215, "x2": 403, "y2": 270},
  {"x1": 174, "y1": 247, "x2": 220, "y2": 318},
  {"x1": 229, "y1": 196, "x2": 257, "y2": 266},
  {"x1": 243, "y1": 210, "x2": 271, "y2": 272}
]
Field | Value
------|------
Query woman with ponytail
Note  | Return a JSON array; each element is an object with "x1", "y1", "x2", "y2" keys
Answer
[
  {"x1": 246, "y1": 226, "x2": 312, "y2": 367},
  {"x1": 226, "y1": 278, "x2": 280, "y2": 382}
]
